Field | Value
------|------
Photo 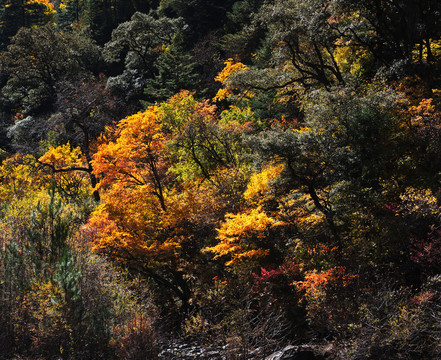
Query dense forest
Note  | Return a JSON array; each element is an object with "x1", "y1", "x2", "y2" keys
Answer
[{"x1": 1, "y1": 0, "x2": 441, "y2": 359}]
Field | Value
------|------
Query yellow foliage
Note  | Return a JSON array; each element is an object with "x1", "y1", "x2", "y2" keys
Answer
[
  {"x1": 20, "y1": 279, "x2": 67, "y2": 341},
  {"x1": 27, "y1": 0, "x2": 56, "y2": 11},
  {"x1": 90, "y1": 94, "x2": 248, "y2": 269},
  {"x1": 204, "y1": 207, "x2": 279, "y2": 266},
  {"x1": 157, "y1": 90, "x2": 217, "y2": 132},
  {"x1": 26, "y1": 0, "x2": 56, "y2": 19},
  {"x1": 227, "y1": 249, "x2": 270, "y2": 266},
  {"x1": 408, "y1": 97, "x2": 441, "y2": 126},
  {"x1": 213, "y1": 88, "x2": 231, "y2": 102},
  {"x1": 411, "y1": 39, "x2": 441, "y2": 63},
  {"x1": 293, "y1": 126, "x2": 311, "y2": 133},
  {"x1": 92, "y1": 107, "x2": 165, "y2": 191},
  {"x1": 88, "y1": 183, "x2": 180, "y2": 263},
  {"x1": 89, "y1": 107, "x2": 184, "y2": 263},
  {"x1": 399, "y1": 187, "x2": 440, "y2": 217},
  {"x1": 218, "y1": 207, "x2": 276, "y2": 242},
  {"x1": 214, "y1": 58, "x2": 247, "y2": 84},
  {"x1": 159, "y1": 180, "x2": 218, "y2": 230},
  {"x1": 219, "y1": 105, "x2": 256, "y2": 128},
  {"x1": 296, "y1": 212, "x2": 325, "y2": 229},
  {"x1": 37, "y1": 143, "x2": 91, "y2": 199},
  {"x1": 0, "y1": 154, "x2": 39, "y2": 202},
  {"x1": 244, "y1": 163, "x2": 284, "y2": 205},
  {"x1": 280, "y1": 190, "x2": 326, "y2": 232},
  {"x1": 213, "y1": 58, "x2": 248, "y2": 102},
  {"x1": 39, "y1": 142, "x2": 83, "y2": 169},
  {"x1": 333, "y1": 41, "x2": 373, "y2": 77}
]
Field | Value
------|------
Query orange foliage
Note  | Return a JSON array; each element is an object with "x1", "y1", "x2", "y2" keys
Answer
[
  {"x1": 293, "y1": 266, "x2": 356, "y2": 300},
  {"x1": 88, "y1": 181, "x2": 183, "y2": 264},
  {"x1": 92, "y1": 108, "x2": 167, "y2": 203},
  {"x1": 88, "y1": 91, "x2": 258, "y2": 300},
  {"x1": 89, "y1": 97, "x2": 233, "y2": 266},
  {"x1": 393, "y1": 76, "x2": 430, "y2": 106},
  {"x1": 89, "y1": 107, "x2": 177, "y2": 263},
  {"x1": 408, "y1": 97, "x2": 441, "y2": 126}
]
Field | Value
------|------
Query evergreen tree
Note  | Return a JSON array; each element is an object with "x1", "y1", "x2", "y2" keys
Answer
[
  {"x1": 143, "y1": 39, "x2": 200, "y2": 105},
  {"x1": 55, "y1": 0, "x2": 84, "y2": 31},
  {"x1": 0, "y1": 0, "x2": 25, "y2": 50}
]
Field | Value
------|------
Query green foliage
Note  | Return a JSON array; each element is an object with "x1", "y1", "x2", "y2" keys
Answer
[
  {"x1": 0, "y1": 0, "x2": 441, "y2": 357},
  {"x1": 159, "y1": 91, "x2": 250, "y2": 181},
  {"x1": 55, "y1": 0, "x2": 85, "y2": 31},
  {"x1": 28, "y1": 182, "x2": 72, "y2": 269},
  {"x1": 0, "y1": 179, "x2": 160, "y2": 358},
  {"x1": 243, "y1": 0, "x2": 345, "y2": 89},
  {"x1": 246, "y1": 84, "x2": 407, "y2": 267},
  {"x1": 158, "y1": 0, "x2": 237, "y2": 44},
  {"x1": 337, "y1": 0, "x2": 441, "y2": 67},
  {"x1": 142, "y1": 40, "x2": 200, "y2": 105},
  {"x1": 337, "y1": 276, "x2": 441, "y2": 359},
  {"x1": 103, "y1": 11, "x2": 183, "y2": 100},
  {"x1": 84, "y1": 0, "x2": 159, "y2": 44},
  {"x1": 0, "y1": 0, "x2": 56, "y2": 50},
  {"x1": 1, "y1": 25, "x2": 101, "y2": 115}
]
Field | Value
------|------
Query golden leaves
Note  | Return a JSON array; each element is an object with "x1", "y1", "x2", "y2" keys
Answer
[
  {"x1": 399, "y1": 187, "x2": 440, "y2": 217},
  {"x1": 89, "y1": 92, "x2": 232, "y2": 265},
  {"x1": 26, "y1": 0, "x2": 56, "y2": 15},
  {"x1": 204, "y1": 207, "x2": 279, "y2": 266},
  {"x1": 92, "y1": 107, "x2": 166, "y2": 191},
  {"x1": 213, "y1": 58, "x2": 249, "y2": 102},
  {"x1": 214, "y1": 58, "x2": 247, "y2": 84},
  {"x1": 244, "y1": 163, "x2": 284, "y2": 205},
  {"x1": 39, "y1": 143, "x2": 83, "y2": 169}
]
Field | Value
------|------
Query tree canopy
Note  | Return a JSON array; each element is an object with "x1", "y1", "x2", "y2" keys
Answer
[{"x1": 1, "y1": 1, "x2": 441, "y2": 359}]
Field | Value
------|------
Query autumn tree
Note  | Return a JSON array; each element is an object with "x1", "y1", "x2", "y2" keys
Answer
[
  {"x1": 202, "y1": 81, "x2": 423, "y2": 341},
  {"x1": 249, "y1": 85, "x2": 407, "y2": 266},
  {"x1": 37, "y1": 143, "x2": 90, "y2": 202},
  {"x1": 88, "y1": 91, "x2": 252, "y2": 319},
  {"x1": 159, "y1": 91, "x2": 250, "y2": 181},
  {"x1": 88, "y1": 106, "x2": 193, "y2": 314},
  {"x1": 203, "y1": 82, "x2": 410, "y2": 318},
  {"x1": 0, "y1": 169, "x2": 158, "y2": 358},
  {"x1": 92, "y1": 107, "x2": 168, "y2": 209}
]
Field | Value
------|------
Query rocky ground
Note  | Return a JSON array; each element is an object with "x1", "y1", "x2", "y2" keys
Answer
[{"x1": 159, "y1": 343, "x2": 329, "y2": 359}]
